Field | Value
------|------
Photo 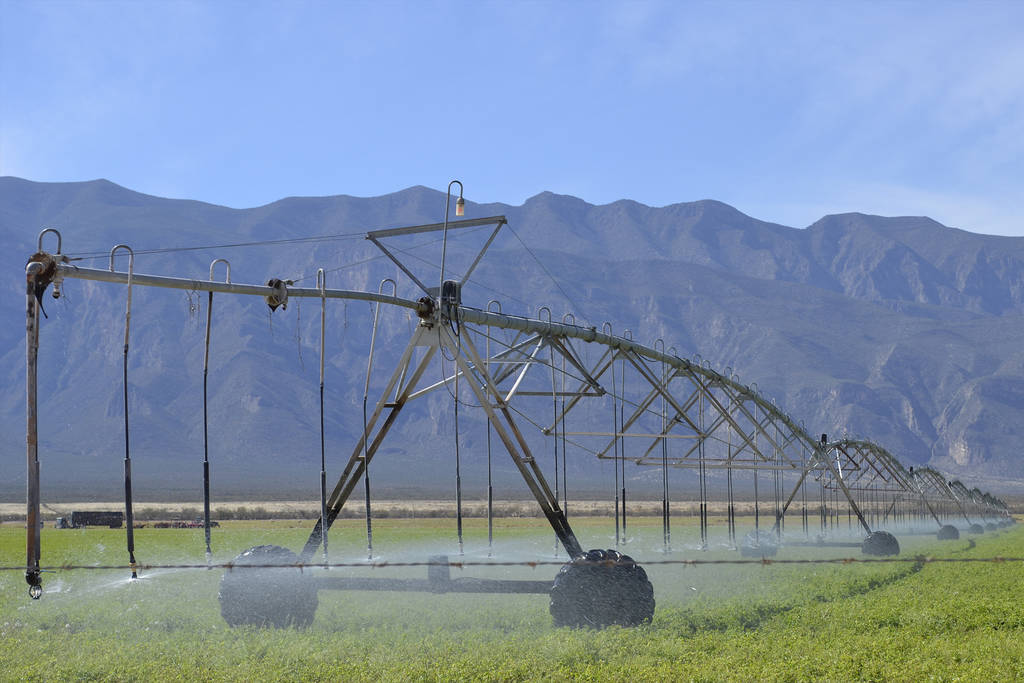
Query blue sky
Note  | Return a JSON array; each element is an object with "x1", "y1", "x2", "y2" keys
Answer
[{"x1": 2, "y1": 0, "x2": 1022, "y2": 235}]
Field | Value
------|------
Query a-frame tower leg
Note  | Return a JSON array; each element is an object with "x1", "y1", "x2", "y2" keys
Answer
[
  {"x1": 442, "y1": 326, "x2": 583, "y2": 558},
  {"x1": 302, "y1": 321, "x2": 585, "y2": 562},
  {"x1": 301, "y1": 326, "x2": 436, "y2": 561}
]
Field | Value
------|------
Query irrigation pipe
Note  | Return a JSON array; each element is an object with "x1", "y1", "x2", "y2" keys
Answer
[{"x1": 2, "y1": 555, "x2": 1023, "y2": 574}]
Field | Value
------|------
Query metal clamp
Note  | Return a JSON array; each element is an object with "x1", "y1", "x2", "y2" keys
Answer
[{"x1": 265, "y1": 278, "x2": 290, "y2": 312}]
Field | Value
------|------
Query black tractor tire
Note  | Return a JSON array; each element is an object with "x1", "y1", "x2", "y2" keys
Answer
[
  {"x1": 739, "y1": 530, "x2": 779, "y2": 557},
  {"x1": 968, "y1": 523, "x2": 985, "y2": 534},
  {"x1": 937, "y1": 525, "x2": 960, "y2": 541},
  {"x1": 549, "y1": 549, "x2": 655, "y2": 629},
  {"x1": 862, "y1": 531, "x2": 900, "y2": 556},
  {"x1": 219, "y1": 545, "x2": 318, "y2": 628}
]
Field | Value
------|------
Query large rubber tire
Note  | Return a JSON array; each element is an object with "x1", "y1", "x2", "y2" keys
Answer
[
  {"x1": 549, "y1": 549, "x2": 655, "y2": 629},
  {"x1": 968, "y1": 523, "x2": 985, "y2": 534},
  {"x1": 219, "y1": 545, "x2": 318, "y2": 628},
  {"x1": 739, "y1": 530, "x2": 779, "y2": 557},
  {"x1": 937, "y1": 525, "x2": 960, "y2": 541},
  {"x1": 862, "y1": 531, "x2": 900, "y2": 556}
]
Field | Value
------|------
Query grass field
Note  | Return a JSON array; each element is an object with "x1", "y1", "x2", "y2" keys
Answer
[{"x1": 1, "y1": 515, "x2": 1021, "y2": 681}]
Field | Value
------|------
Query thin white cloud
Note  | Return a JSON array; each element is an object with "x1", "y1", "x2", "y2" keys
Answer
[
  {"x1": 791, "y1": 7, "x2": 1024, "y2": 165},
  {"x1": 3, "y1": 0, "x2": 1021, "y2": 236}
]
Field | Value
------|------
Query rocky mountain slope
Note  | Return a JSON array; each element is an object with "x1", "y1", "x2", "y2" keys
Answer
[{"x1": 2, "y1": 177, "x2": 1023, "y2": 498}]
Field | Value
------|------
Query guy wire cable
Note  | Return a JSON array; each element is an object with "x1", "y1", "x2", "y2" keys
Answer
[{"x1": 67, "y1": 230, "x2": 366, "y2": 261}]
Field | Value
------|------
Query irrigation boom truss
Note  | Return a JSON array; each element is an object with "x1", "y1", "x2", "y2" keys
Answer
[{"x1": 23, "y1": 216, "x2": 1012, "y2": 627}]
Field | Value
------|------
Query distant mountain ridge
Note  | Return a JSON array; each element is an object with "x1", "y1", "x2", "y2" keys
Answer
[{"x1": 3, "y1": 176, "x2": 1024, "y2": 499}]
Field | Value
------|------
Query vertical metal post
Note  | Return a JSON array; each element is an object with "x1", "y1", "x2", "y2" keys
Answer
[
  {"x1": 801, "y1": 447, "x2": 808, "y2": 537},
  {"x1": 360, "y1": 395, "x2": 371, "y2": 560},
  {"x1": 301, "y1": 327, "x2": 430, "y2": 562},
  {"x1": 202, "y1": 289, "x2": 213, "y2": 562},
  {"x1": 823, "y1": 483, "x2": 831, "y2": 532},
  {"x1": 848, "y1": 495, "x2": 853, "y2": 530},
  {"x1": 753, "y1": 464, "x2": 760, "y2": 535},
  {"x1": 454, "y1": 330, "x2": 464, "y2": 556},
  {"x1": 110, "y1": 245, "x2": 137, "y2": 579},
  {"x1": 561, "y1": 313, "x2": 574, "y2": 522},
  {"x1": 871, "y1": 485, "x2": 878, "y2": 528},
  {"x1": 772, "y1": 411, "x2": 782, "y2": 540},
  {"x1": 619, "y1": 363, "x2": 627, "y2": 543},
  {"x1": 865, "y1": 486, "x2": 871, "y2": 529},
  {"x1": 318, "y1": 269, "x2": 330, "y2": 564},
  {"x1": 819, "y1": 477, "x2": 826, "y2": 532},
  {"x1": 832, "y1": 486, "x2": 839, "y2": 530},
  {"x1": 25, "y1": 261, "x2": 43, "y2": 598},
  {"x1": 542, "y1": 309, "x2": 558, "y2": 556},
  {"x1": 658, "y1": 341, "x2": 670, "y2": 552},
  {"x1": 698, "y1": 389, "x2": 708, "y2": 549},
  {"x1": 612, "y1": 350, "x2": 620, "y2": 547},
  {"x1": 441, "y1": 181, "x2": 465, "y2": 556},
  {"x1": 485, "y1": 304, "x2": 496, "y2": 557},
  {"x1": 560, "y1": 329, "x2": 570, "y2": 519},
  {"x1": 363, "y1": 279, "x2": 395, "y2": 560},
  {"x1": 727, "y1": 424, "x2": 735, "y2": 547},
  {"x1": 202, "y1": 258, "x2": 228, "y2": 564},
  {"x1": 442, "y1": 327, "x2": 583, "y2": 559}
]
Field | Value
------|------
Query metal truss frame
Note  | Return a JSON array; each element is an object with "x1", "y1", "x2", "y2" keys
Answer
[{"x1": 21, "y1": 224, "x2": 1010, "y2": 593}]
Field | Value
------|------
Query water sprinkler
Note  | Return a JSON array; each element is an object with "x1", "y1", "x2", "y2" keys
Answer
[{"x1": 28, "y1": 584, "x2": 42, "y2": 600}]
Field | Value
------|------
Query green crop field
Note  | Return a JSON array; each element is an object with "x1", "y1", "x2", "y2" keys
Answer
[{"x1": 1, "y1": 516, "x2": 1021, "y2": 681}]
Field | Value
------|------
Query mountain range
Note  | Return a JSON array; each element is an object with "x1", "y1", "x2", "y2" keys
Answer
[{"x1": 2, "y1": 176, "x2": 1023, "y2": 501}]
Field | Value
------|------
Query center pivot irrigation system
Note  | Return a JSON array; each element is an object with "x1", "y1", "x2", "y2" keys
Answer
[{"x1": 23, "y1": 187, "x2": 1012, "y2": 628}]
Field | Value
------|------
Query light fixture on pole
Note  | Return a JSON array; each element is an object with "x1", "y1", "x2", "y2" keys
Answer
[
  {"x1": 438, "y1": 179, "x2": 465, "y2": 554},
  {"x1": 439, "y1": 180, "x2": 463, "y2": 298}
]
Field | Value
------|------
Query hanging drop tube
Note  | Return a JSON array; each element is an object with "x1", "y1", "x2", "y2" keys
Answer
[{"x1": 25, "y1": 260, "x2": 43, "y2": 599}]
